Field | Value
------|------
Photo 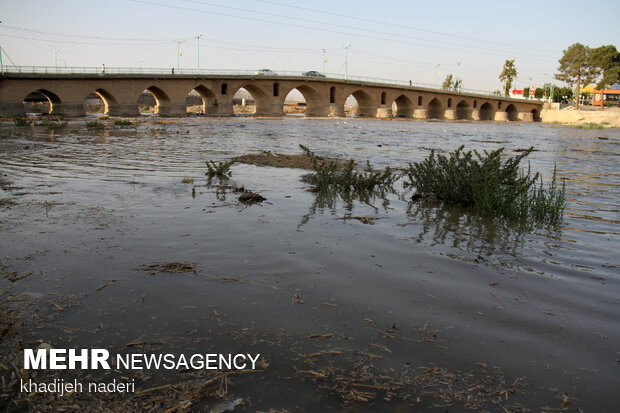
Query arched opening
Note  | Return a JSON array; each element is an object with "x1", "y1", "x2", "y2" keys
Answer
[
  {"x1": 186, "y1": 85, "x2": 217, "y2": 115},
  {"x1": 479, "y1": 102, "x2": 494, "y2": 120},
  {"x1": 418, "y1": 96, "x2": 423, "y2": 106},
  {"x1": 393, "y1": 95, "x2": 413, "y2": 117},
  {"x1": 427, "y1": 97, "x2": 444, "y2": 119},
  {"x1": 22, "y1": 89, "x2": 61, "y2": 115},
  {"x1": 381, "y1": 91, "x2": 386, "y2": 105},
  {"x1": 447, "y1": 98, "x2": 452, "y2": 108},
  {"x1": 138, "y1": 86, "x2": 171, "y2": 115},
  {"x1": 498, "y1": 101, "x2": 502, "y2": 109},
  {"x1": 283, "y1": 85, "x2": 323, "y2": 116},
  {"x1": 330, "y1": 86, "x2": 336, "y2": 104},
  {"x1": 284, "y1": 88, "x2": 306, "y2": 116},
  {"x1": 232, "y1": 85, "x2": 270, "y2": 115},
  {"x1": 83, "y1": 89, "x2": 117, "y2": 115},
  {"x1": 456, "y1": 100, "x2": 471, "y2": 120},
  {"x1": 273, "y1": 83, "x2": 279, "y2": 97},
  {"x1": 473, "y1": 100, "x2": 478, "y2": 109},
  {"x1": 221, "y1": 83, "x2": 228, "y2": 96},
  {"x1": 531, "y1": 108, "x2": 541, "y2": 122},
  {"x1": 505, "y1": 104, "x2": 518, "y2": 121},
  {"x1": 345, "y1": 90, "x2": 375, "y2": 117}
]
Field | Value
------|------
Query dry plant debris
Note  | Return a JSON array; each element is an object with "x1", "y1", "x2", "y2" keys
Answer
[{"x1": 138, "y1": 262, "x2": 199, "y2": 275}]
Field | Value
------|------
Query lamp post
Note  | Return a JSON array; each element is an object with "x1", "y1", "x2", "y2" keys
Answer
[
  {"x1": 195, "y1": 35, "x2": 202, "y2": 71},
  {"x1": 457, "y1": 62, "x2": 461, "y2": 92},
  {"x1": 322, "y1": 49, "x2": 326, "y2": 75},
  {"x1": 176, "y1": 40, "x2": 185, "y2": 73},
  {"x1": 344, "y1": 45, "x2": 351, "y2": 81},
  {"x1": 435, "y1": 64, "x2": 440, "y2": 88},
  {"x1": 54, "y1": 48, "x2": 58, "y2": 70},
  {"x1": 542, "y1": 73, "x2": 554, "y2": 103}
]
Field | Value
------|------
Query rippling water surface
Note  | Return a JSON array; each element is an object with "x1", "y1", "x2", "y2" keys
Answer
[{"x1": 1, "y1": 117, "x2": 618, "y2": 411}]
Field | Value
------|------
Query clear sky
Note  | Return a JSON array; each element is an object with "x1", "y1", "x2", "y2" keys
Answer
[{"x1": 1, "y1": 0, "x2": 618, "y2": 92}]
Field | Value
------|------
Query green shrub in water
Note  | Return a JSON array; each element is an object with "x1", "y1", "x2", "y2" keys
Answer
[
  {"x1": 300, "y1": 145, "x2": 397, "y2": 194},
  {"x1": 206, "y1": 160, "x2": 233, "y2": 178},
  {"x1": 405, "y1": 145, "x2": 566, "y2": 223},
  {"x1": 36, "y1": 120, "x2": 68, "y2": 131},
  {"x1": 13, "y1": 118, "x2": 32, "y2": 127},
  {"x1": 85, "y1": 120, "x2": 106, "y2": 130}
]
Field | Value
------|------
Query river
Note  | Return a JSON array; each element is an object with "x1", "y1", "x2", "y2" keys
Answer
[{"x1": 0, "y1": 117, "x2": 618, "y2": 412}]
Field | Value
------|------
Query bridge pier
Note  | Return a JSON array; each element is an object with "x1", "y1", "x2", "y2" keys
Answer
[
  {"x1": 0, "y1": 102, "x2": 25, "y2": 117},
  {"x1": 108, "y1": 104, "x2": 140, "y2": 117},
  {"x1": 164, "y1": 103, "x2": 188, "y2": 117},
  {"x1": 471, "y1": 109, "x2": 480, "y2": 121},
  {"x1": 328, "y1": 104, "x2": 345, "y2": 117},
  {"x1": 376, "y1": 106, "x2": 392, "y2": 118},
  {"x1": 444, "y1": 109, "x2": 457, "y2": 120},
  {"x1": 494, "y1": 112, "x2": 508, "y2": 122},
  {"x1": 413, "y1": 108, "x2": 428, "y2": 119},
  {"x1": 518, "y1": 112, "x2": 534, "y2": 122},
  {"x1": 51, "y1": 103, "x2": 85, "y2": 117}
]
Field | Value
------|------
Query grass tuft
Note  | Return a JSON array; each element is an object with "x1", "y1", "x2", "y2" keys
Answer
[
  {"x1": 13, "y1": 118, "x2": 32, "y2": 127},
  {"x1": 36, "y1": 120, "x2": 68, "y2": 131},
  {"x1": 85, "y1": 120, "x2": 106, "y2": 130}
]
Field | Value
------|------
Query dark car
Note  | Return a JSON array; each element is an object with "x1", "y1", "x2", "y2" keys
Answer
[{"x1": 302, "y1": 71, "x2": 326, "y2": 77}]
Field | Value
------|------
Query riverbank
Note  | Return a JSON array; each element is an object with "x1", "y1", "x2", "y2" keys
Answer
[{"x1": 541, "y1": 106, "x2": 620, "y2": 127}]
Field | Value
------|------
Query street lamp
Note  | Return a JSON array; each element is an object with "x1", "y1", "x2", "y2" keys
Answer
[
  {"x1": 176, "y1": 40, "x2": 185, "y2": 73},
  {"x1": 344, "y1": 45, "x2": 351, "y2": 81},
  {"x1": 457, "y1": 62, "x2": 461, "y2": 92},
  {"x1": 195, "y1": 35, "x2": 202, "y2": 71}
]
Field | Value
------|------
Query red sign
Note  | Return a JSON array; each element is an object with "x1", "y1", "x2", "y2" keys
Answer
[{"x1": 512, "y1": 90, "x2": 523, "y2": 95}]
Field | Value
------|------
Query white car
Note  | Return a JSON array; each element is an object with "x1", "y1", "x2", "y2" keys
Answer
[{"x1": 254, "y1": 69, "x2": 277, "y2": 76}]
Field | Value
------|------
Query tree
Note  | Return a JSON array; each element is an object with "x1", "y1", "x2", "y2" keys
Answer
[
  {"x1": 499, "y1": 59, "x2": 518, "y2": 96},
  {"x1": 523, "y1": 87, "x2": 530, "y2": 99},
  {"x1": 590, "y1": 45, "x2": 620, "y2": 111},
  {"x1": 442, "y1": 74, "x2": 454, "y2": 89},
  {"x1": 535, "y1": 87, "x2": 545, "y2": 99},
  {"x1": 454, "y1": 78, "x2": 462, "y2": 91},
  {"x1": 555, "y1": 43, "x2": 597, "y2": 109}
]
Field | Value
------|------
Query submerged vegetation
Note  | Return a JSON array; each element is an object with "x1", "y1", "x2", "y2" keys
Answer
[
  {"x1": 113, "y1": 119, "x2": 133, "y2": 127},
  {"x1": 300, "y1": 145, "x2": 398, "y2": 195},
  {"x1": 405, "y1": 146, "x2": 566, "y2": 223},
  {"x1": 13, "y1": 118, "x2": 32, "y2": 127},
  {"x1": 205, "y1": 160, "x2": 233, "y2": 178},
  {"x1": 85, "y1": 120, "x2": 106, "y2": 130},
  {"x1": 36, "y1": 119, "x2": 68, "y2": 131}
]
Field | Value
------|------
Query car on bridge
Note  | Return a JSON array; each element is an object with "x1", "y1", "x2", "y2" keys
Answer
[
  {"x1": 255, "y1": 69, "x2": 277, "y2": 76},
  {"x1": 302, "y1": 70, "x2": 326, "y2": 77}
]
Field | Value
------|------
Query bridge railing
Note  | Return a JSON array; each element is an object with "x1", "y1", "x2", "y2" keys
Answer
[{"x1": 0, "y1": 65, "x2": 504, "y2": 97}]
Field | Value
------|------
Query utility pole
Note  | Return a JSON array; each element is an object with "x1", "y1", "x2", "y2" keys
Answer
[
  {"x1": 54, "y1": 48, "x2": 58, "y2": 70},
  {"x1": 435, "y1": 64, "x2": 440, "y2": 88},
  {"x1": 344, "y1": 45, "x2": 351, "y2": 81},
  {"x1": 195, "y1": 35, "x2": 202, "y2": 71},
  {"x1": 322, "y1": 49, "x2": 326, "y2": 75},
  {"x1": 457, "y1": 62, "x2": 461, "y2": 92}
]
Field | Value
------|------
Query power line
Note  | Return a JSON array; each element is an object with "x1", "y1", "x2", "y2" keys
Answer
[{"x1": 255, "y1": 0, "x2": 558, "y2": 55}]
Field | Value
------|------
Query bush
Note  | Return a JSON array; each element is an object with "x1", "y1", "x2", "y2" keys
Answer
[
  {"x1": 113, "y1": 119, "x2": 133, "y2": 127},
  {"x1": 405, "y1": 146, "x2": 565, "y2": 223},
  {"x1": 300, "y1": 145, "x2": 397, "y2": 195},
  {"x1": 86, "y1": 120, "x2": 106, "y2": 130},
  {"x1": 13, "y1": 118, "x2": 32, "y2": 127},
  {"x1": 206, "y1": 160, "x2": 233, "y2": 178},
  {"x1": 36, "y1": 120, "x2": 68, "y2": 131}
]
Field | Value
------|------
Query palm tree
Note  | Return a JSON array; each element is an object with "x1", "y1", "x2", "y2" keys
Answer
[{"x1": 499, "y1": 60, "x2": 518, "y2": 96}]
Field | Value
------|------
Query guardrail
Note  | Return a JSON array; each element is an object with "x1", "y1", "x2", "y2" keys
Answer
[{"x1": 0, "y1": 65, "x2": 509, "y2": 98}]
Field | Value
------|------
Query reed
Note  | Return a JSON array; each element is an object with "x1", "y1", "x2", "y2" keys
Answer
[{"x1": 206, "y1": 160, "x2": 233, "y2": 178}]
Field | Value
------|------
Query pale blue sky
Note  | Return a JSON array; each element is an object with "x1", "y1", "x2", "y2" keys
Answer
[{"x1": 1, "y1": 0, "x2": 618, "y2": 91}]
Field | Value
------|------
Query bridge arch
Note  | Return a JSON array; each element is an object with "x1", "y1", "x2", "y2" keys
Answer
[
  {"x1": 505, "y1": 104, "x2": 518, "y2": 121},
  {"x1": 232, "y1": 84, "x2": 271, "y2": 115},
  {"x1": 456, "y1": 100, "x2": 471, "y2": 120},
  {"x1": 140, "y1": 85, "x2": 171, "y2": 115},
  {"x1": 345, "y1": 89, "x2": 375, "y2": 117},
  {"x1": 23, "y1": 89, "x2": 62, "y2": 114},
  {"x1": 427, "y1": 97, "x2": 444, "y2": 119},
  {"x1": 187, "y1": 85, "x2": 217, "y2": 115},
  {"x1": 282, "y1": 84, "x2": 324, "y2": 116},
  {"x1": 531, "y1": 108, "x2": 541, "y2": 122},
  {"x1": 479, "y1": 102, "x2": 495, "y2": 120},
  {"x1": 393, "y1": 94, "x2": 414, "y2": 117},
  {"x1": 84, "y1": 88, "x2": 117, "y2": 115}
]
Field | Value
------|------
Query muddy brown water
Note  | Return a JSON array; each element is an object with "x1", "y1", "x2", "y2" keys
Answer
[{"x1": 0, "y1": 117, "x2": 619, "y2": 412}]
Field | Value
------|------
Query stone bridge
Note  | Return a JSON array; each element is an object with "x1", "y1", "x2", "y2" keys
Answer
[{"x1": 0, "y1": 72, "x2": 543, "y2": 121}]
